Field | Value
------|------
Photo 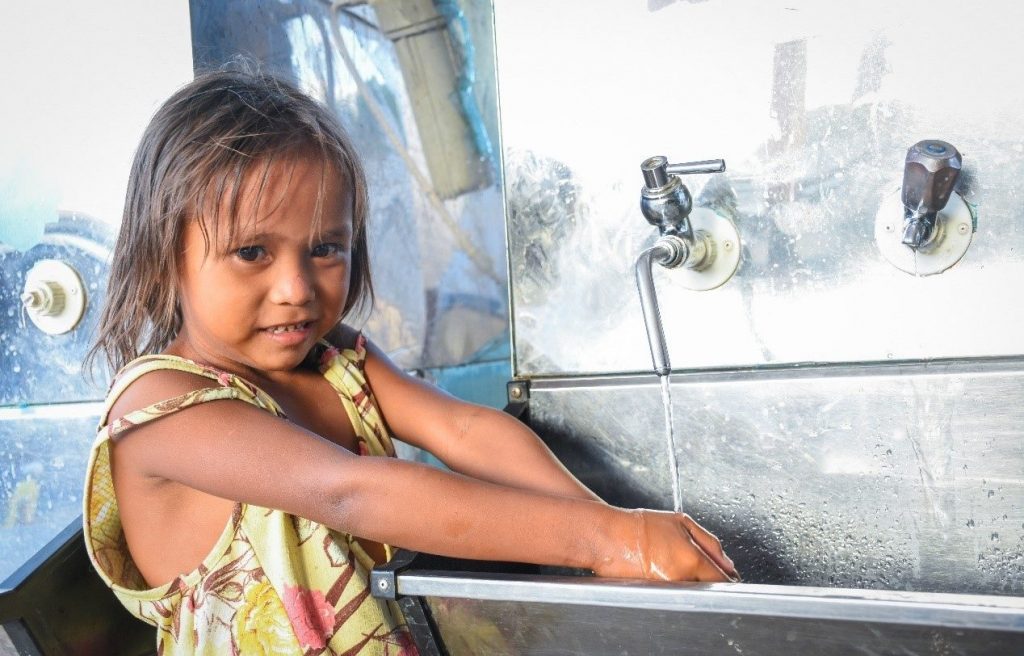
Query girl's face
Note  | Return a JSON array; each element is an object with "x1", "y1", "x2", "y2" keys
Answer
[{"x1": 172, "y1": 155, "x2": 353, "y2": 376}]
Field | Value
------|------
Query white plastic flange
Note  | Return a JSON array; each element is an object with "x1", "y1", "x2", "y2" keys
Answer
[
  {"x1": 21, "y1": 259, "x2": 86, "y2": 335},
  {"x1": 675, "y1": 206, "x2": 741, "y2": 291},
  {"x1": 874, "y1": 185, "x2": 975, "y2": 276}
]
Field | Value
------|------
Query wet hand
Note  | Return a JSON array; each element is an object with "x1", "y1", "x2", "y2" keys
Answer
[{"x1": 595, "y1": 509, "x2": 739, "y2": 583}]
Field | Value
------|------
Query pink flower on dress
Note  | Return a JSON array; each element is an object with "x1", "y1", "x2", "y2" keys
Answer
[
  {"x1": 281, "y1": 584, "x2": 335, "y2": 650},
  {"x1": 217, "y1": 372, "x2": 233, "y2": 388},
  {"x1": 320, "y1": 346, "x2": 341, "y2": 368}
]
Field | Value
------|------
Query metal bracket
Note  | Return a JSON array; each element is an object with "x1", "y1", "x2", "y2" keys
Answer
[
  {"x1": 370, "y1": 549, "x2": 418, "y2": 601},
  {"x1": 507, "y1": 379, "x2": 529, "y2": 404},
  {"x1": 370, "y1": 550, "x2": 446, "y2": 656},
  {"x1": 505, "y1": 379, "x2": 530, "y2": 421}
]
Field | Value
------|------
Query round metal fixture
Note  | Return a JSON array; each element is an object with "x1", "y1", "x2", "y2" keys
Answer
[
  {"x1": 672, "y1": 208, "x2": 741, "y2": 291},
  {"x1": 874, "y1": 186, "x2": 974, "y2": 276},
  {"x1": 21, "y1": 259, "x2": 86, "y2": 334}
]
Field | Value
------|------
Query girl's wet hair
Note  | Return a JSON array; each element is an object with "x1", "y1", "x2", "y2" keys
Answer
[{"x1": 87, "y1": 68, "x2": 372, "y2": 375}]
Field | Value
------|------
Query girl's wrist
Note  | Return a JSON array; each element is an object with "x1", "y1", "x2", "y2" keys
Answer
[{"x1": 587, "y1": 506, "x2": 644, "y2": 577}]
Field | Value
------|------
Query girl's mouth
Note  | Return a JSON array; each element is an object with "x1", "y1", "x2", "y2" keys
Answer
[
  {"x1": 262, "y1": 321, "x2": 315, "y2": 346},
  {"x1": 266, "y1": 321, "x2": 312, "y2": 334}
]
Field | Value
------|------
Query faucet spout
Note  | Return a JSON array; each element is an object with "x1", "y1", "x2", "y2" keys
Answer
[{"x1": 635, "y1": 236, "x2": 688, "y2": 376}]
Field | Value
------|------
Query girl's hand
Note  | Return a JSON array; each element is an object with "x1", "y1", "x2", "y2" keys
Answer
[{"x1": 594, "y1": 509, "x2": 739, "y2": 583}]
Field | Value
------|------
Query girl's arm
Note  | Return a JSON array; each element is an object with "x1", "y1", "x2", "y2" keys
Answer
[
  {"x1": 355, "y1": 334, "x2": 602, "y2": 502},
  {"x1": 109, "y1": 368, "x2": 735, "y2": 582}
]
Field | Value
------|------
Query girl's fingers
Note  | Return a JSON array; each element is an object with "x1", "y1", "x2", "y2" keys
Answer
[
  {"x1": 686, "y1": 535, "x2": 732, "y2": 582},
  {"x1": 680, "y1": 514, "x2": 739, "y2": 580}
]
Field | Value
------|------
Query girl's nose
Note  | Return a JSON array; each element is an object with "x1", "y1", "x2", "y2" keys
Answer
[{"x1": 269, "y1": 262, "x2": 315, "y2": 305}]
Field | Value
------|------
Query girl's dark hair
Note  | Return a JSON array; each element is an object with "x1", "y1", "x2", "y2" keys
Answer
[{"x1": 87, "y1": 68, "x2": 373, "y2": 375}]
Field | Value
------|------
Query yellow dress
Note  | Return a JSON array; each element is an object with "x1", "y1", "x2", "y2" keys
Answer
[{"x1": 83, "y1": 337, "x2": 417, "y2": 655}]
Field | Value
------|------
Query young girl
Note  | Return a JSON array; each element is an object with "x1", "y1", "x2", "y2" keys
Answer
[{"x1": 83, "y1": 70, "x2": 737, "y2": 655}]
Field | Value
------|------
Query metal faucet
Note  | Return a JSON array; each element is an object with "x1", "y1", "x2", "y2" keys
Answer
[
  {"x1": 635, "y1": 156, "x2": 726, "y2": 375},
  {"x1": 901, "y1": 140, "x2": 962, "y2": 250}
]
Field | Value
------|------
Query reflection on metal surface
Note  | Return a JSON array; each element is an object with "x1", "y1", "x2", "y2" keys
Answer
[
  {"x1": 497, "y1": 0, "x2": 1024, "y2": 375},
  {"x1": 0, "y1": 414, "x2": 97, "y2": 584},
  {"x1": 425, "y1": 595, "x2": 1024, "y2": 656},
  {"x1": 192, "y1": 0, "x2": 508, "y2": 371},
  {"x1": 527, "y1": 362, "x2": 1024, "y2": 596},
  {"x1": 370, "y1": 0, "x2": 491, "y2": 199}
]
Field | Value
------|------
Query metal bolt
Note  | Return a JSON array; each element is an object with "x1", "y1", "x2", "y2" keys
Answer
[
  {"x1": 723, "y1": 240, "x2": 734, "y2": 251},
  {"x1": 510, "y1": 386, "x2": 523, "y2": 400},
  {"x1": 21, "y1": 291, "x2": 43, "y2": 310},
  {"x1": 377, "y1": 579, "x2": 389, "y2": 590},
  {"x1": 958, "y1": 223, "x2": 970, "y2": 235},
  {"x1": 884, "y1": 224, "x2": 894, "y2": 233}
]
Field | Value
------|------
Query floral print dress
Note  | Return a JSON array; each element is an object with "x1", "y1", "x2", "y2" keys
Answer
[{"x1": 83, "y1": 337, "x2": 417, "y2": 655}]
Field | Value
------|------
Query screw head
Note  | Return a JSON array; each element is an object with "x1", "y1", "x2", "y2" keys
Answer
[
  {"x1": 377, "y1": 579, "x2": 389, "y2": 590},
  {"x1": 884, "y1": 224, "x2": 894, "y2": 233},
  {"x1": 723, "y1": 240, "x2": 734, "y2": 251},
  {"x1": 958, "y1": 223, "x2": 970, "y2": 234},
  {"x1": 510, "y1": 386, "x2": 523, "y2": 399}
]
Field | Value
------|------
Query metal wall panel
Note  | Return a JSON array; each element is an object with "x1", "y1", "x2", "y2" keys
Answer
[{"x1": 495, "y1": 0, "x2": 1024, "y2": 376}]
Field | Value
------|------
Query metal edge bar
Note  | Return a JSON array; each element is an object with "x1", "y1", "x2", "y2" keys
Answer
[
  {"x1": 0, "y1": 620, "x2": 42, "y2": 656},
  {"x1": 0, "y1": 401, "x2": 104, "y2": 421},
  {"x1": 397, "y1": 596, "x2": 447, "y2": 656},
  {"x1": 525, "y1": 354, "x2": 1024, "y2": 391},
  {"x1": 490, "y1": 1, "x2": 517, "y2": 382},
  {"x1": 395, "y1": 573, "x2": 1024, "y2": 632}
]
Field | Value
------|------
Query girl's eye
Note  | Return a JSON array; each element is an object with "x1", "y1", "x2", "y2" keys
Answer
[
  {"x1": 236, "y1": 245, "x2": 266, "y2": 262},
  {"x1": 311, "y1": 242, "x2": 346, "y2": 258}
]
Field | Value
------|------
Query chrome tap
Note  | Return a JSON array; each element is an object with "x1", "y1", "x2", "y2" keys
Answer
[
  {"x1": 635, "y1": 155, "x2": 727, "y2": 375},
  {"x1": 901, "y1": 140, "x2": 962, "y2": 250},
  {"x1": 641, "y1": 155, "x2": 725, "y2": 243}
]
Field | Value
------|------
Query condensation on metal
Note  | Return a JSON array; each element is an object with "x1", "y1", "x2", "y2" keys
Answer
[
  {"x1": 527, "y1": 367, "x2": 1024, "y2": 596},
  {"x1": 422, "y1": 595, "x2": 1024, "y2": 656},
  {"x1": 495, "y1": 0, "x2": 1024, "y2": 376}
]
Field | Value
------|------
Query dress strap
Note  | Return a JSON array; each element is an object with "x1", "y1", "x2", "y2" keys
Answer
[
  {"x1": 108, "y1": 387, "x2": 246, "y2": 437},
  {"x1": 99, "y1": 355, "x2": 283, "y2": 438}
]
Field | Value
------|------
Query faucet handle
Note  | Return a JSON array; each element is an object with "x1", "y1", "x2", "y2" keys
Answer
[
  {"x1": 640, "y1": 155, "x2": 727, "y2": 240},
  {"x1": 901, "y1": 140, "x2": 962, "y2": 249},
  {"x1": 641, "y1": 156, "x2": 726, "y2": 190}
]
